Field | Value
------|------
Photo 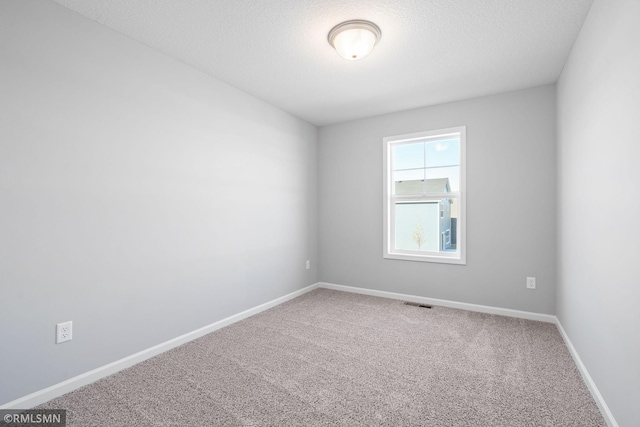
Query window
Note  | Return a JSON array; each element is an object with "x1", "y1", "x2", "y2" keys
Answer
[{"x1": 383, "y1": 126, "x2": 466, "y2": 264}]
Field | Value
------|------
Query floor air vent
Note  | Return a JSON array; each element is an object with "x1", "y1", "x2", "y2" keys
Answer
[{"x1": 403, "y1": 301, "x2": 433, "y2": 309}]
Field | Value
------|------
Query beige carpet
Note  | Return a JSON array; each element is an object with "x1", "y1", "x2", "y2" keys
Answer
[{"x1": 37, "y1": 289, "x2": 606, "y2": 426}]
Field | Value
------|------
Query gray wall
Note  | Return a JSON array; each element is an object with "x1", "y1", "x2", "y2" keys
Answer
[
  {"x1": 4, "y1": 2, "x2": 635, "y2": 422},
  {"x1": 557, "y1": 0, "x2": 640, "y2": 425},
  {"x1": 0, "y1": 1, "x2": 317, "y2": 405},
  {"x1": 319, "y1": 85, "x2": 557, "y2": 314}
]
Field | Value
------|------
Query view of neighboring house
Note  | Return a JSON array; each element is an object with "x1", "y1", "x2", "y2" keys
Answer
[{"x1": 394, "y1": 178, "x2": 455, "y2": 252}]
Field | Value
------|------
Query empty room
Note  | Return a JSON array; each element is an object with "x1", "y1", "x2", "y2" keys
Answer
[{"x1": 1, "y1": 0, "x2": 638, "y2": 426}]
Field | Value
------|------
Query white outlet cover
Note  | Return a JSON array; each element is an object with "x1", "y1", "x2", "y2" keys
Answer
[
  {"x1": 306, "y1": 260, "x2": 311, "y2": 270},
  {"x1": 56, "y1": 321, "x2": 73, "y2": 344},
  {"x1": 526, "y1": 277, "x2": 536, "y2": 289}
]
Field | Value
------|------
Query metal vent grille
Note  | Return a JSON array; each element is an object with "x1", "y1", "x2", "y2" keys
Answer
[{"x1": 403, "y1": 301, "x2": 433, "y2": 309}]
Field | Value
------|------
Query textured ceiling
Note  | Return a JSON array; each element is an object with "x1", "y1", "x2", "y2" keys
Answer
[{"x1": 51, "y1": 0, "x2": 593, "y2": 126}]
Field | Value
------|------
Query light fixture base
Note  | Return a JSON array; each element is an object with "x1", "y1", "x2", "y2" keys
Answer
[{"x1": 328, "y1": 20, "x2": 381, "y2": 61}]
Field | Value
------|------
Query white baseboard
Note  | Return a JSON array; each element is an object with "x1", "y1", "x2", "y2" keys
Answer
[
  {"x1": 319, "y1": 282, "x2": 557, "y2": 323},
  {"x1": 555, "y1": 320, "x2": 618, "y2": 427},
  {"x1": 0, "y1": 283, "x2": 320, "y2": 410},
  {"x1": 3, "y1": 281, "x2": 617, "y2": 427},
  {"x1": 320, "y1": 282, "x2": 617, "y2": 426}
]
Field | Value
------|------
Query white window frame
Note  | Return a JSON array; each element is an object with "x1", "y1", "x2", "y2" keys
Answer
[{"x1": 383, "y1": 126, "x2": 466, "y2": 265}]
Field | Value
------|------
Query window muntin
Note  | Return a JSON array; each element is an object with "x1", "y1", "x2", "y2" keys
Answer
[{"x1": 383, "y1": 127, "x2": 466, "y2": 264}]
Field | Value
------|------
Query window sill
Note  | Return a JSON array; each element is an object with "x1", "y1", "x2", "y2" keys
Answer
[{"x1": 383, "y1": 252, "x2": 466, "y2": 265}]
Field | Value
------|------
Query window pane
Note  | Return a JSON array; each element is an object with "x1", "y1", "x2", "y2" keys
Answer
[
  {"x1": 392, "y1": 138, "x2": 460, "y2": 194},
  {"x1": 394, "y1": 198, "x2": 458, "y2": 253},
  {"x1": 393, "y1": 143, "x2": 424, "y2": 171},
  {"x1": 424, "y1": 138, "x2": 459, "y2": 168},
  {"x1": 393, "y1": 169, "x2": 424, "y2": 183},
  {"x1": 424, "y1": 165, "x2": 460, "y2": 192}
]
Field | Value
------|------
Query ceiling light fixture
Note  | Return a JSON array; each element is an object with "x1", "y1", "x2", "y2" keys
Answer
[{"x1": 328, "y1": 20, "x2": 381, "y2": 61}]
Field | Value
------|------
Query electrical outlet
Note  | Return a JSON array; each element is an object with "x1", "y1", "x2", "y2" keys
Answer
[
  {"x1": 526, "y1": 277, "x2": 536, "y2": 289},
  {"x1": 56, "y1": 321, "x2": 72, "y2": 344},
  {"x1": 306, "y1": 260, "x2": 311, "y2": 270}
]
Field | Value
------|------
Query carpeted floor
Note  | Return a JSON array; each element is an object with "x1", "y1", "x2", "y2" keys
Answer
[{"x1": 37, "y1": 289, "x2": 606, "y2": 426}]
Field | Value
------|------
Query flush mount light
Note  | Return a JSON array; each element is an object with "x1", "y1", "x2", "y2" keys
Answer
[{"x1": 328, "y1": 20, "x2": 381, "y2": 61}]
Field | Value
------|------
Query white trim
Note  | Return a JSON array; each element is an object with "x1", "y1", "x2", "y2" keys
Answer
[
  {"x1": 319, "y1": 282, "x2": 555, "y2": 323},
  {"x1": 0, "y1": 283, "x2": 320, "y2": 410},
  {"x1": 3, "y1": 281, "x2": 617, "y2": 427},
  {"x1": 555, "y1": 320, "x2": 619, "y2": 427},
  {"x1": 320, "y1": 282, "x2": 617, "y2": 426},
  {"x1": 384, "y1": 251, "x2": 466, "y2": 265}
]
